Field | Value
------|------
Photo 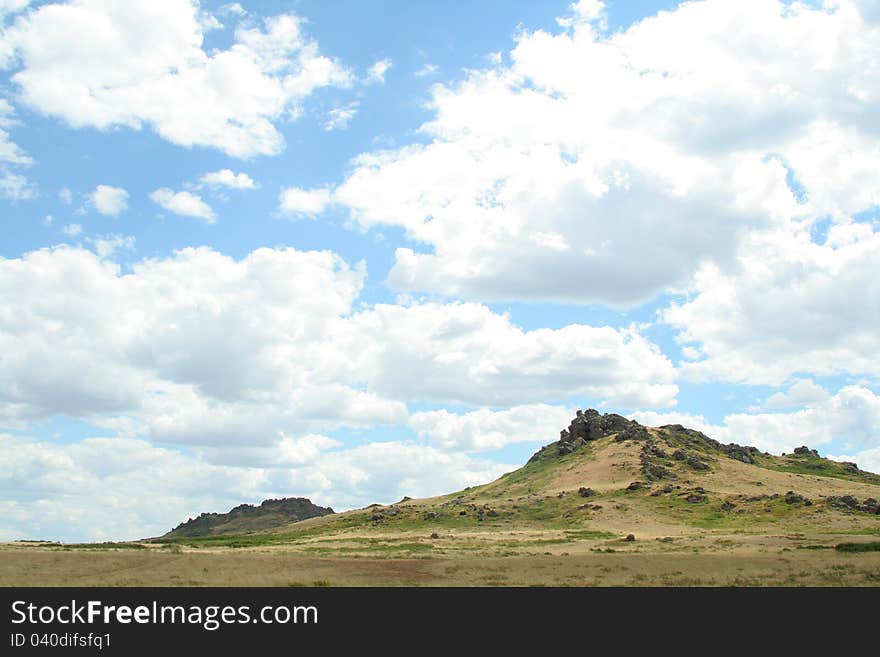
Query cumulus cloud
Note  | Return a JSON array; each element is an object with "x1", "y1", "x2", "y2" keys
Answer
[
  {"x1": 410, "y1": 404, "x2": 574, "y2": 452},
  {"x1": 198, "y1": 169, "x2": 255, "y2": 190},
  {"x1": 278, "y1": 186, "x2": 332, "y2": 216},
  {"x1": 150, "y1": 188, "x2": 216, "y2": 222},
  {"x1": 0, "y1": 2, "x2": 352, "y2": 157},
  {"x1": 663, "y1": 224, "x2": 880, "y2": 385},
  {"x1": 762, "y1": 379, "x2": 830, "y2": 410},
  {"x1": 0, "y1": 246, "x2": 676, "y2": 445},
  {"x1": 331, "y1": 302, "x2": 678, "y2": 408},
  {"x1": 60, "y1": 223, "x2": 81, "y2": 236},
  {"x1": 330, "y1": 0, "x2": 880, "y2": 306},
  {"x1": 90, "y1": 184, "x2": 129, "y2": 216}
]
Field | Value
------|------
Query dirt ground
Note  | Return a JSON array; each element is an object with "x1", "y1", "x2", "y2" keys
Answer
[{"x1": 2, "y1": 536, "x2": 879, "y2": 587}]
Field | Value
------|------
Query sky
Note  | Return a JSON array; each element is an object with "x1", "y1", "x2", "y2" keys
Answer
[{"x1": 1, "y1": 0, "x2": 880, "y2": 542}]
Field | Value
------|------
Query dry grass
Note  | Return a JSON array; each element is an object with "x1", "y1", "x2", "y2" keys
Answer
[{"x1": 2, "y1": 539, "x2": 879, "y2": 586}]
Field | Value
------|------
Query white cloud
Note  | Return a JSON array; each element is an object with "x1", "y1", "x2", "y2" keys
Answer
[
  {"x1": 0, "y1": 0, "x2": 30, "y2": 20},
  {"x1": 278, "y1": 186, "x2": 332, "y2": 216},
  {"x1": 365, "y1": 58, "x2": 391, "y2": 84},
  {"x1": 663, "y1": 224, "x2": 880, "y2": 385},
  {"x1": 324, "y1": 102, "x2": 358, "y2": 131},
  {"x1": 60, "y1": 223, "x2": 81, "y2": 236},
  {"x1": 88, "y1": 234, "x2": 135, "y2": 258},
  {"x1": 218, "y1": 3, "x2": 246, "y2": 18},
  {"x1": 410, "y1": 404, "x2": 574, "y2": 452},
  {"x1": 414, "y1": 63, "x2": 438, "y2": 77},
  {"x1": 763, "y1": 379, "x2": 830, "y2": 410},
  {"x1": 1, "y1": 3, "x2": 352, "y2": 157},
  {"x1": 0, "y1": 98, "x2": 34, "y2": 200},
  {"x1": 58, "y1": 186, "x2": 72, "y2": 204},
  {"x1": 150, "y1": 188, "x2": 216, "y2": 222},
  {"x1": 557, "y1": 1, "x2": 607, "y2": 30},
  {"x1": 330, "y1": 302, "x2": 678, "y2": 408},
  {"x1": 331, "y1": 0, "x2": 880, "y2": 307},
  {"x1": 0, "y1": 246, "x2": 676, "y2": 442},
  {"x1": 90, "y1": 184, "x2": 129, "y2": 216},
  {"x1": 0, "y1": 246, "x2": 368, "y2": 432},
  {"x1": 198, "y1": 168, "x2": 255, "y2": 190}
]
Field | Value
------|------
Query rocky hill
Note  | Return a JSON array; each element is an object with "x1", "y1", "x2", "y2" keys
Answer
[
  {"x1": 159, "y1": 410, "x2": 879, "y2": 548},
  {"x1": 162, "y1": 497, "x2": 334, "y2": 538}
]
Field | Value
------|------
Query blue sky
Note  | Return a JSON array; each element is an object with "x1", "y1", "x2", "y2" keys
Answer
[{"x1": 1, "y1": 0, "x2": 880, "y2": 541}]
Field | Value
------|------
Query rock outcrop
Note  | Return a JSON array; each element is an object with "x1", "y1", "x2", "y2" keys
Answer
[
  {"x1": 164, "y1": 497, "x2": 334, "y2": 538},
  {"x1": 826, "y1": 495, "x2": 880, "y2": 514},
  {"x1": 529, "y1": 409, "x2": 645, "y2": 462}
]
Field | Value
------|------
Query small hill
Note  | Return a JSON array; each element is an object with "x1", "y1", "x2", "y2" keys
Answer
[
  {"x1": 162, "y1": 497, "x2": 334, "y2": 538},
  {"x1": 159, "y1": 410, "x2": 879, "y2": 549}
]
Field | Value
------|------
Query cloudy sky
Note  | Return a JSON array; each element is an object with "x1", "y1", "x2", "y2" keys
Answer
[{"x1": 2, "y1": 0, "x2": 880, "y2": 541}]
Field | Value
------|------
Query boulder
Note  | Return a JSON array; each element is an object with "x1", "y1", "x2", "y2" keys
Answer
[
  {"x1": 860, "y1": 498, "x2": 879, "y2": 514},
  {"x1": 644, "y1": 463, "x2": 675, "y2": 481},
  {"x1": 578, "y1": 487, "x2": 596, "y2": 498},
  {"x1": 827, "y1": 495, "x2": 861, "y2": 510},
  {"x1": 784, "y1": 491, "x2": 810, "y2": 506}
]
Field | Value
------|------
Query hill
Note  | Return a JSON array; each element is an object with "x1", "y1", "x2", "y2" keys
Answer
[
  {"x1": 154, "y1": 409, "x2": 879, "y2": 552},
  {"x1": 162, "y1": 497, "x2": 334, "y2": 538}
]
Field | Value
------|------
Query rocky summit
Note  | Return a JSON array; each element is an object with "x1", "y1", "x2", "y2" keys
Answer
[{"x1": 163, "y1": 497, "x2": 334, "y2": 538}]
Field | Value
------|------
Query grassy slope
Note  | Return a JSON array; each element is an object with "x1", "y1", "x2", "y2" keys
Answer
[{"x1": 146, "y1": 427, "x2": 880, "y2": 557}]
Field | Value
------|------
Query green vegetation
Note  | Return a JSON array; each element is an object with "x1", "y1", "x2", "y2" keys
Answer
[
  {"x1": 488, "y1": 444, "x2": 595, "y2": 496},
  {"x1": 56, "y1": 542, "x2": 148, "y2": 550},
  {"x1": 303, "y1": 541, "x2": 435, "y2": 555},
  {"x1": 755, "y1": 453, "x2": 880, "y2": 485},
  {"x1": 835, "y1": 542, "x2": 880, "y2": 553},
  {"x1": 641, "y1": 491, "x2": 802, "y2": 530}
]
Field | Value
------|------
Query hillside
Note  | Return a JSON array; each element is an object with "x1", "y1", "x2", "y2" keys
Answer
[
  {"x1": 156, "y1": 410, "x2": 879, "y2": 549},
  {"x1": 162, "y1": 497, "x2": 334, "y2": 538}
]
